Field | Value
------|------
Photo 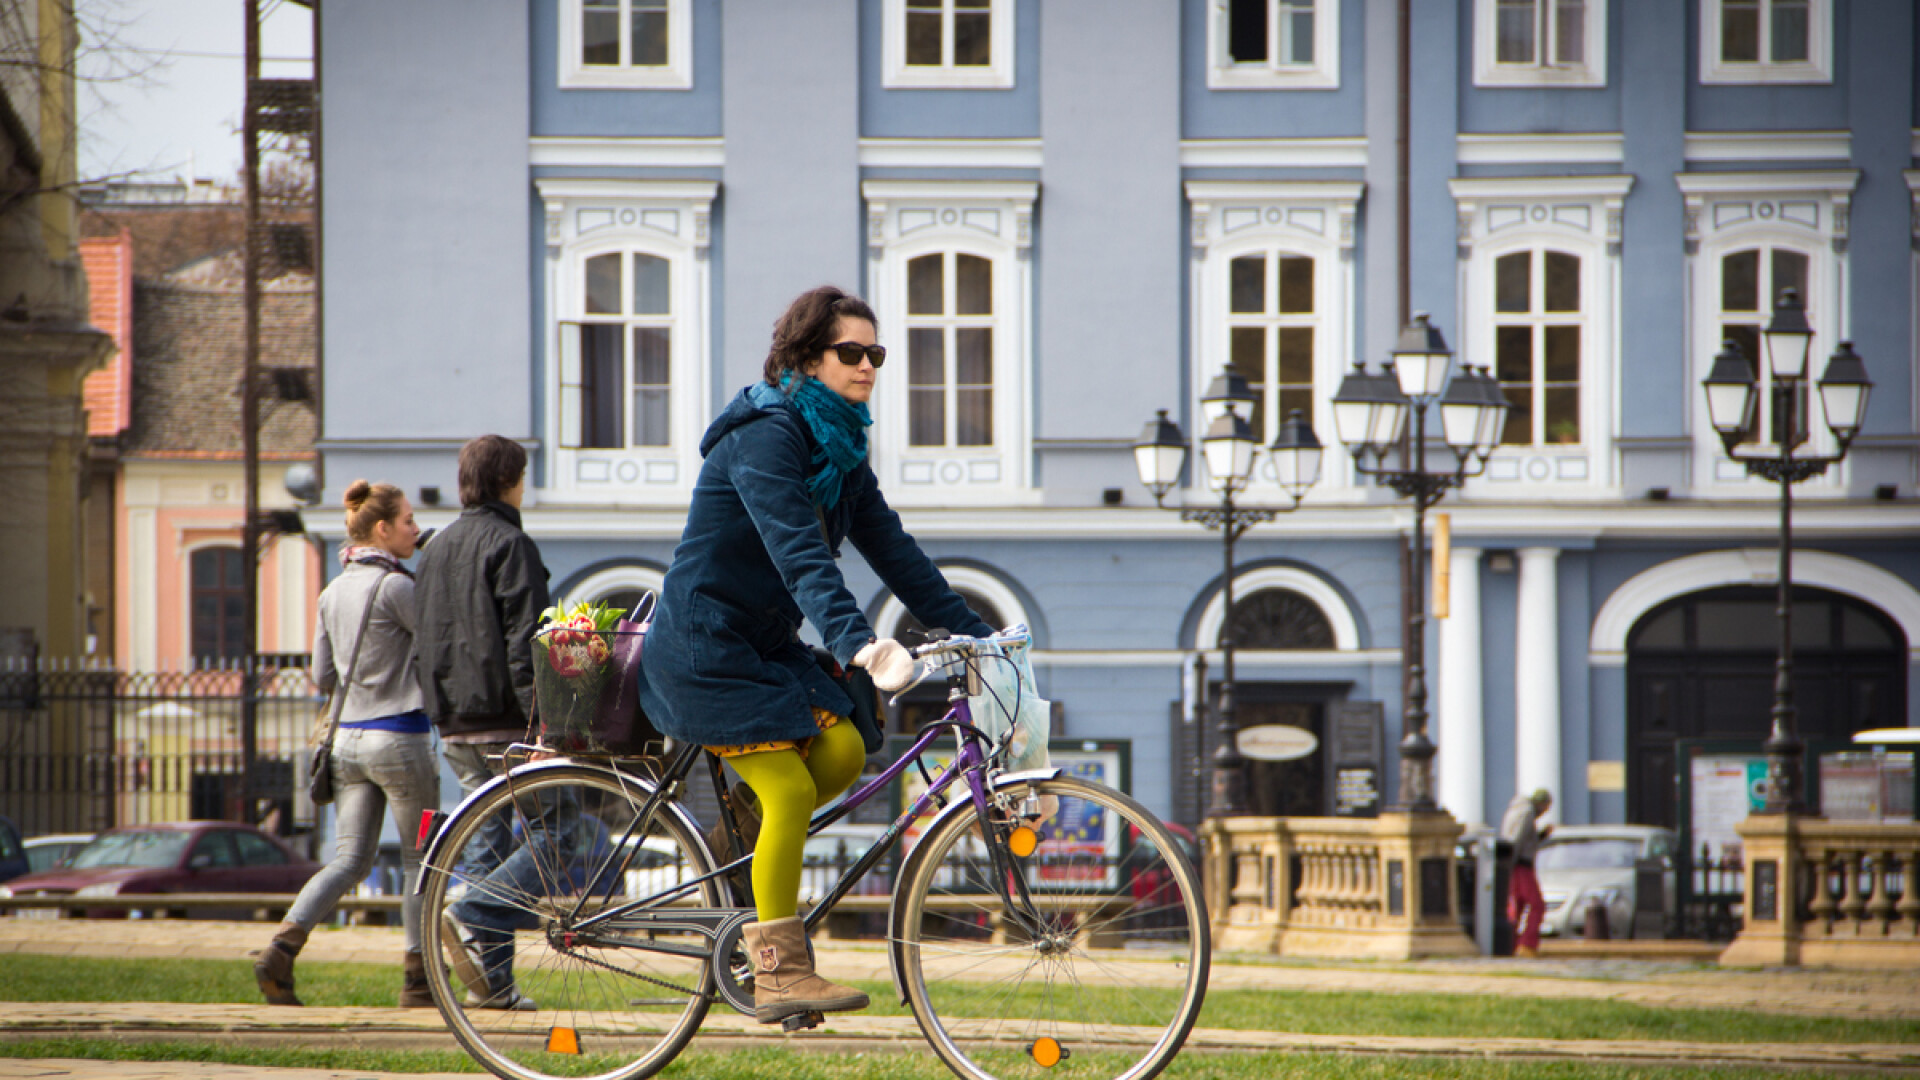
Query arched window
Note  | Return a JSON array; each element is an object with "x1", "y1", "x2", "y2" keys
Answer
[
  {"x1": 1718, "y1": 245, "x2": 1811, "y2": 451},
  {"x1": 190, "y1": 546, "x2": 247, "y2": 663},
  {"x1": 1226, "y1": 250, "x2": 1317, "y2": 442},
  {"x1": 906, "y1": 251, "x2": 996, "y2": 448},
  {"x1": 1494, "y1": 248, "x2": 1584, "y2": 446},
  {"x1": 1223, "y1": 587, "x2": 1334, "y2": 649},
  {"x1": 571, "y1": 250, "x2": 675, "y2": 449}
]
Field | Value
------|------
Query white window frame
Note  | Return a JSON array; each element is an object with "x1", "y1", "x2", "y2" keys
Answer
[
  {"x1": 1676, "y1": 170, "x2": 1857, "y2": 493},
  {"x1": 1698, "y1": 0, "x2": 1832, "y2": 85},
  {"x1": 559, "y1": 0, "x2": 693, "y2": 90},
  {"x1": 1207, "y1": 0, "x2": 1341, "y2": 90},
  {"x1": 1186, "y1": 180, "x2": 1361, "y2": 495},
  {"x1": 1473, "y1": 0, "x2": 1608, "y2": 88},
  {"x1": 1450, "y1": 176, "x2": 1632, "y2": 490},
  {"x1": 536, "y1": 178, "x2": 716, "y2": 505},
  {"x1": 862, "y1": 180, "x2": 1036, "y2": 506},
  {"x1": 1488, "y1": 247, "x2": 1590, "y2": 450},
  {"x1": 882, "y1": 0, "x2": 1016, "y2": 90}
]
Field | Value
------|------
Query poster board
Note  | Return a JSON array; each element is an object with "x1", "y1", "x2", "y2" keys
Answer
[{"x1": 886, "y1": 736, "x2": 1131, "y2": 890}]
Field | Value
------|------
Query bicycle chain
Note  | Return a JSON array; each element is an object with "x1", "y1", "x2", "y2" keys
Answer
[{"x1": 554, "y1": 934, "x2": 708, "y2": 1000}]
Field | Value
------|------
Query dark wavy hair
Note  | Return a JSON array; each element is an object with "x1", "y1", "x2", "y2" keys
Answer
[
  {"x1": 457, "y1": 434, "x2": 527, "y2": 507},
  {"x1": 762, "y1": 285, "x2": 878, "y2": 384}
]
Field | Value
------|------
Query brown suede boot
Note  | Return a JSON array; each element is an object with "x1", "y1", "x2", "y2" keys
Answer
[
  {"x1": 254, "y1": 922, "x2": 309, "y2": 1006},
  {"x1": 399, "y1": 950, "x2": 434, "y2": 1008},
  {"x1": 741, "y1": 916, "x2": 868, "y2": 1024},
  {"x1": 704, "y1": 785, "x2": 761, "y2": 907}
]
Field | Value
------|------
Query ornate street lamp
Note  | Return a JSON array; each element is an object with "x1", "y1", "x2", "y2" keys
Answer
[
  {"x1": 1135, "y1": 377, "x2": 1324, "y2": 818},
  {"x1": 1700, "y1": 290, "x2": 1872, "y2": 814},
  {"x1": 1331, "y1": 315, "x2": 1505, "y2": 812}
]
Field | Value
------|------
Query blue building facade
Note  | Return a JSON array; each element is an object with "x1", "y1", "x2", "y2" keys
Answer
[{"x1": 318, "y1": 0, "x2": 1920, "y2": 831}]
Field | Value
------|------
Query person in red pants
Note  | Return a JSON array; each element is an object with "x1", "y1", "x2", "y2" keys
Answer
[{"x1": 1501, "y1": 788, "x2": 1553, "y2": 957}]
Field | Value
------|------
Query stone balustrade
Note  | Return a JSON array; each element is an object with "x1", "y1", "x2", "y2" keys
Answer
[
  {"x1": 1201, "y1": 812, "x2": 1476, "y2": 959},
  {"x1": 1720, "y1": 815, "x2": 1920, "y2": 968}
]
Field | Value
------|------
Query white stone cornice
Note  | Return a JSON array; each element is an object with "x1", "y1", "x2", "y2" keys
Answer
[
  {"x1": 1673, "y1": 169, "x2": 1860, "y2": 198},
  {"x1": 310, "y1": 501, "x2": 1920, "y2": 544},
  {"x1": 1683, "y1": 131, "x2": 1852, "y2": 163},
  {"x1": 1178, "y1": 138, "x2": 1368, "y2": 170},
  {"x1": 1456, "y1": 133, "x2": 1624, "y2": 166},
  {"x1": 529, "y1": 137, "x2": 724, "y2": 169},
  {"x1": 857, "y1": 138, "x2": 1043, "y2": 170}
]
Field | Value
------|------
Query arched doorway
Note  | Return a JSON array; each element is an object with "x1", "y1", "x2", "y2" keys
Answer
[
  {"x1": 1626, "y1": 585, "x2": 1906, "y2": 828},
  {"x1": 1222, "y1": 588, "x2": 1341, "y2": 818}
]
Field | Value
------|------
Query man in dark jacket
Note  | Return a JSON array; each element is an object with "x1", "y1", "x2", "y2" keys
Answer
[{"x1": 413, "y1": 434, "x2": 549, "y2": 1010}]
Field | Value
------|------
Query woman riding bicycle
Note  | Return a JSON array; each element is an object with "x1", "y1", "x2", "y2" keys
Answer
[{"x1": 637, "y1": 285, "x2": 992, "y2": 1025}]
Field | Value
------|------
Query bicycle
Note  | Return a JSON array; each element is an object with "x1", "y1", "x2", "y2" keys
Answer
[{"x1": 416, "y1": 630, "x2": 1210, "y2": 1080}]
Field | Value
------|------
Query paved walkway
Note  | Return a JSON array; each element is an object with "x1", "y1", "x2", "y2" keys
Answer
[{"x1": 2, "y1": 920, "x2": 1918, "y2": 1079}]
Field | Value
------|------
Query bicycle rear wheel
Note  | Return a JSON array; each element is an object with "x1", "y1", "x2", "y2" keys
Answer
[
  {"x1": 893, "y1": 775, "x2": 1209, "y2": 1080},
  {"x1": 420, "y1": 763, "x2": 721, "y2": 1080}
]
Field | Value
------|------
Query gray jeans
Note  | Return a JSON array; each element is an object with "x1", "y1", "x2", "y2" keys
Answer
[{"x1": 287, "y1": 726, "x2": 439, "y2": 953}]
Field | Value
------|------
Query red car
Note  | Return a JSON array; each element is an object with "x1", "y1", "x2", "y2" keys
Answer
[{"x1": 0, "y1": 821, "x2": 320, "y2": 919}]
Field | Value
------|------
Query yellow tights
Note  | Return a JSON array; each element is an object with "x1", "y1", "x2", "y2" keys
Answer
[{"x1": 724, "y1": 720, "x2": 866, "y2": 921}]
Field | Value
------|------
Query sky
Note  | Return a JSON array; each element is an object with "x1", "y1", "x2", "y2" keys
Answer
[{"x1": 76, "y1": 0, "x2": 313, "y2": 184}]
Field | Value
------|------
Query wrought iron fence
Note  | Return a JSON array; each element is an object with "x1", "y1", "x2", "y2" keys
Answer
[{"x1": 0, "y1": 658, "x2": 320, "y2": 837}]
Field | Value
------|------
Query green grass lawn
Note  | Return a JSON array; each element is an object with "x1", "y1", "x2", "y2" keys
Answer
[
  {"x1": 3, "y1": 953, "x2": 1917, "y2": 1047},
  {"x1": 0, "y1": 1040, "x2": 1887, "y2": 1080}
]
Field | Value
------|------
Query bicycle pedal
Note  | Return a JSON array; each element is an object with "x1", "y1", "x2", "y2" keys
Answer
[{"x1": 780, "y1": 1011, "x2": 825, "y2": 1032}]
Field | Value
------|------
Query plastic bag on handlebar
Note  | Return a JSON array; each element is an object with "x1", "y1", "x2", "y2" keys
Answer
[{"x1": 968, "y1": 624, "x2": 1052, "y2": 776}]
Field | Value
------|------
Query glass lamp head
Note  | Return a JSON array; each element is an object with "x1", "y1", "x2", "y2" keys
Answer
[
  {"x1": 1762, "y1": 287, "x2": 1814, "y2": 381},
  {"x1": 1133, "y1": 409, "x2": 1188, "y2": 502},
  {"x1": 1390, "y1": 313, "x2": 1453, "y2": 400},
  {"x1": 1201, "y1": 406, "x2": 1258, "y2": 493},
  {"x1": 1268, "y1": 409, "x2": 1324, "y2": 501}
]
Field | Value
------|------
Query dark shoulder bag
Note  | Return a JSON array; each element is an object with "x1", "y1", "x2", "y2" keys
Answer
[{"x1": 311, "y1": 573, "x2": 389, "y2": 805}]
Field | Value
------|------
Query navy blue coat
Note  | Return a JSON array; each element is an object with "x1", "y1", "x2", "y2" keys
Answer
[{"x1": 637, "y1": 384, "x2": 993, "y2": 746}]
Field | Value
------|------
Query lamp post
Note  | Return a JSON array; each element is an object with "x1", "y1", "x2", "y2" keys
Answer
[
  {"x1": 1330, "y1": 314, "x2": 1506, "y2": 812},
  {"x1": 1135, "y1": 371, "x2": 1325, "y2": 817},
  {"x1": 1700, "y1": 289, "x2": 1872, "y2": 814}
]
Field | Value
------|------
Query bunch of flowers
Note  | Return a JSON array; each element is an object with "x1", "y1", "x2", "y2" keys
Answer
[
  {"x1": 538, "y1": 598, "x2": 622, "y2": 678},
  {"x1": 534, "y1": 599, "x2": 631, "y2": 751}
]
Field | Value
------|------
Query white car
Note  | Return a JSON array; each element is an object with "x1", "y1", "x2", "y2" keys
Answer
[{"x1": 1536, "y1": 825, "x2": 1678, "y2": 939}]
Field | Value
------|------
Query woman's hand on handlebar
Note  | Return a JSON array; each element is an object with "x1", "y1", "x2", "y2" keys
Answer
[{"x1": 853, "y1": 637, "x2": 916, "y2": 692}]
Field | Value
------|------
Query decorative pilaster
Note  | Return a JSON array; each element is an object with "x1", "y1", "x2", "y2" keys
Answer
[
  {"x1": 1437, "y1": 546, "x2": 1485, "y2": 826},
  {"x1": 1514, "y1": 547, "x2": 1562, "y2": 807}
]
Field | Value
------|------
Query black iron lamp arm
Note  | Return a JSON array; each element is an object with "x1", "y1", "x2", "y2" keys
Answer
[{"x1": 1179, "y1": 504, "x2": 1284, "y2": 540}]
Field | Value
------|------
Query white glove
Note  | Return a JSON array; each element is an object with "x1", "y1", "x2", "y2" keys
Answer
[{"x1": 853, "y1": 637, "x2": 915, "y2": 692}]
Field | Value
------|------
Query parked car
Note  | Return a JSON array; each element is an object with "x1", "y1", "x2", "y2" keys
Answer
[
  {"x1": 1536, "y1": 825, "x2": 1678, "y2": 940},
  {"x1": 0, "y1": 817, "x2": 27, "y2": 885},
  {"x1": 23, "y1": 833, "x2": 94, "y2": 875},
  {"x1": 0, "y1": 821, "x2": 321, "y2": 919}
]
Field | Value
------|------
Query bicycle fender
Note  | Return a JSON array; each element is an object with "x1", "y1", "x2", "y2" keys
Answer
[
  {"x1": 414, "y1": 759, "x2": 709, "y2": 896},
  {"x1": 884, "y1": 766, "x2": 1063, "y2": 1005}
]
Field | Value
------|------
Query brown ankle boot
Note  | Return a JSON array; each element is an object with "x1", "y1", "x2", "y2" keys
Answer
[
  {"x1": 741, "y1": 916, "x2": 868, "y2": 1024},
  {"x1": 705, "y1": 785, "x2": 761, "y2": 907},
  {"x1": 254, "y1": 922, "x2": 309, "y2": 1006},
  {"x1": 399, "y1": 950, "x2": 434, "y2": 1008}
]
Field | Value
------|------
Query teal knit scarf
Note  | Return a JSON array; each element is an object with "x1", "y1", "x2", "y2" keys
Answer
[{"x1": 772, "y1": 373, "x2": 872, "y2": 509}]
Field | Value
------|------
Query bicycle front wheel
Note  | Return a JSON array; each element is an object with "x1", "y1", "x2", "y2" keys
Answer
[
  {"x1": 420, "y1": 763, "x2": 722, "y2": 1080},
  {"x1": 894, "y1": 775, "x2": 1210, "y2": 1080}
]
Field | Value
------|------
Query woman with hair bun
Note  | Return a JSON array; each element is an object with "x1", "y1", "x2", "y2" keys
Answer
[{"x1": 255, "y1": 480, "x2": 439, "y2": 1009}]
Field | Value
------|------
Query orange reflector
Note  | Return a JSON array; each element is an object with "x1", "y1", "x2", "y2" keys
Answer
[
  {"x1": 546, "y1": 1027, "x2": 580, "y2": 1055},
  {"x1": 1031, "y1": 1036, "x2": 1063, "y2": 1067},
  {"x1": 1008, "y1": 826, "x2": 1039, "y2": 858}
]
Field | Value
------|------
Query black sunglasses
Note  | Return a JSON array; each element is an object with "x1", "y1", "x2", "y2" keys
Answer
[{"x1": 828, "y1": 341, "x2": 887, "y2": 368}]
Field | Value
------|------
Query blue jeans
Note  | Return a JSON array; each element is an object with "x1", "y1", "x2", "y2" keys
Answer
[
  {"x1": 444, "y1": 742, "x2": 577, "y2": 993},
  {"x1": 287, "y1": 727, "x2": 438, "y2": 952}
]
